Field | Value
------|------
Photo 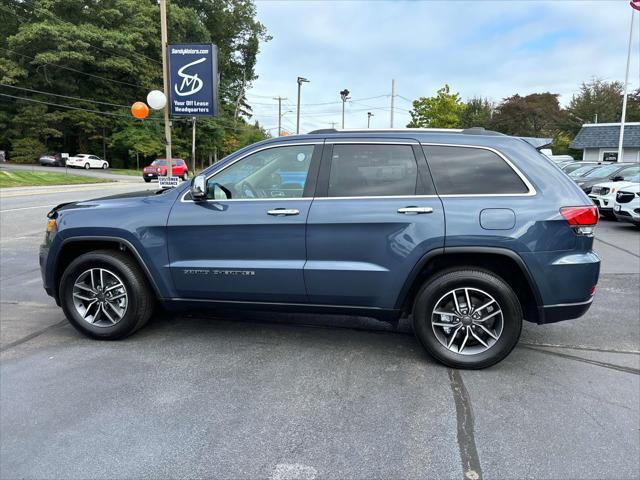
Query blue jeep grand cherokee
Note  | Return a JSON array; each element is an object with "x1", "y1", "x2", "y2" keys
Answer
[{"x1": 40, "y1": 128, "x2": 600, "y2": 368}]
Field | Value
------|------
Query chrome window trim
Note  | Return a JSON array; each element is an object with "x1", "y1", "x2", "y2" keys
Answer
[
  {"x1": 180, "y1": 140, "x2": 537, "y2": 202},
  {"x1": 420, "y1": 142, "x2": 537, "y2": 197},
  {"x1": 180, "y1": 142, "x2": 322, "y2": 203},
  {"x1": 315, "y1": 195, "x2": 438, "y2": 201},
  {"x1": 543, "y1": 297, "x2": 594, "y2": 308}
]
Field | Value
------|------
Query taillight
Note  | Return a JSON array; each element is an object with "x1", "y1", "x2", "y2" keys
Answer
[{"x1": 560, "y1": 206, "x2": 598, "y2": 235}]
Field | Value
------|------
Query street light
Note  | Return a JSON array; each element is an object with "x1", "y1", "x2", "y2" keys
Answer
[
  {"x1": 367, "y1": 112, "x2": 374, "y2": 128},
  {"x1": 296, "y1": 77, "x2": 309, "y2": 134},
  {"x1": 340, "y1": 89, "x2": 350, "y2": 129}
]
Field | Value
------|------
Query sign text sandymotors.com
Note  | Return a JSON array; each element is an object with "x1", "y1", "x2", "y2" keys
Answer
[{"x1": 168, "y1": 44, "x2": 218, "y2": 117}]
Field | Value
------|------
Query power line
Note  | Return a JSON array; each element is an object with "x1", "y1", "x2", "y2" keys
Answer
[
  {"x1": 0, "y1": 92, "x2": 148, "y2": 119},
  {"x1": 0, "y1": 92, "x2": 275, "y2": 133},
  {"x1": 246, "y1": 93, "x2": 389, "y2": 107},
  {"x1": 0, "y1": 83, "x2": 130, "y2": 108},
  {"x1": 1, "y1": 1, "x2": 161, "y2": 66},
  {"x1": 0, "y1": 47, "x2": 148, "y2": 89}
]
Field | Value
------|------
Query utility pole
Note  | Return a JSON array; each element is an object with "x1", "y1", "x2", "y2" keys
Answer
[
  {"x1": 367, "y1": 112, "x2": 374, "y2": 128},
  {"x1": 296, "y1": 77, "x2": 309, "y2": 134},
  {"x1": 340, "y1": 89, "x2": 350, "y2": 129},
  {"x1": 191, "y1": 117, "x2": 196, "y2": 175},
  {"x1": 160, "y1": 0, "x2": 172, "y2": 177},
  {"x1": 390, "y1": 79, "x2": 396, "y2": 128},
  {"x1": 273, "y1": 96, "x2": 287, "y2": 136},
  {"x1": 618, "y1": 6, "x2": 636, "y2": 162},
  {"x1": 329, "y1": 121, "x2": 337, "y2": 129}
]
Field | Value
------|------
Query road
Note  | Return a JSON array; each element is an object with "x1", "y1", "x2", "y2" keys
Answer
[
  {"x1": 1, "y1": 183, "x2": 638, "y2": 480},
  {"x1": 0, "y1": 162, "x2": 144, "y2": 183}
]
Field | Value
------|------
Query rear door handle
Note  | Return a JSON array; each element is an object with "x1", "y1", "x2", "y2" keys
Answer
[
  {"x1": 267, "y1": 208, "x2": 300, "y2": 216},
  {"x1": 397, "y1": 206, "x2": 434, "y2": 214}
]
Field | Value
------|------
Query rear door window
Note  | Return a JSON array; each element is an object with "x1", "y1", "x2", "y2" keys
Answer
[
  {"x1": 327, "y1": 144, "x2": 419, "y2": 197},
  {"x1": 423, "y1": 145, "x2": 529, "y2": 195}
]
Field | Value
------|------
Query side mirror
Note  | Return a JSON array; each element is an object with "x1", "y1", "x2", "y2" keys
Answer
[{"x1": 190, "y1": 174, "x2": 208, "y2": 201}]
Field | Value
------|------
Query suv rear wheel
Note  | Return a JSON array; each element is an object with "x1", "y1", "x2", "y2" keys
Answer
[
  {"x1": 59, "y1": 250, "x2": 154, "y2": 339},
  {"x1": 412, "y1": 268, "x2": 522, "y2": 369}
]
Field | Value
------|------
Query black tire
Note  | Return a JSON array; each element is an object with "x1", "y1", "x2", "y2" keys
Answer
[
  {"x1": 412, "y1": 268, "x2": 522, "y2": 369},
  {"x1": 102, "y1": 163, "x2": 108, "y2": 169},
  {"x1": 144, "y1": 178, "x2": 151, "y2": 183},
  {"x1": 59, "y1": 250, "x2": 154, "y2": 340},
  {"x1": 182, "y1": 171, "x2": 188, "y2": 181},
  {"x1": 84, "y1": 163, "x2": 90, "y2": 170}
]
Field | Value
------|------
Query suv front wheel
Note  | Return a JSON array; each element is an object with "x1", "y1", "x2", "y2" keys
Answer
[
  {"x1": 412, "y1": 268, "x2": 522, "y2": 369},
  {"x1": 59, "y1": 250, "x2": 154, "y2": 339}
]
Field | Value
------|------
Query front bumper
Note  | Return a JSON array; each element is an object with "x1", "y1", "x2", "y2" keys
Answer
[
  {"x1": 39, "y1": 243, "x2": 56, "y2": 300},
  {"x1": 614, "y1": 209, "x2": 640, "y2": 225}
]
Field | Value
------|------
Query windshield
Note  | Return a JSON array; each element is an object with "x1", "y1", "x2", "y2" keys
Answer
[
  {"x1": 151, "y1": 160, "x2": 167, "y2": 166},
  {"x1": 617, "y1": 165, "x2": 640, "y2": 181},
  {"x1": 583, "y1": 164, "x2": 621, "y2": 178},
  {"x1": 568, "y1": 165, "x2": 599, "y2": 177}
]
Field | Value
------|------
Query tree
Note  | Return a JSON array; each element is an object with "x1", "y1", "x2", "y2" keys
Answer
[
  {"x1": 624, "y1": 88, "x2": 640, "y2": 122},
  {"x1": 110, "y1": 122, "x2": 164, "y2": 167},
  {"x1": 565, "y1": 79, "x2": 622, "y2": 134},
  {"x1": 9, "y1": 138, "x2": 46, "y2": 163},
  {"x1": 406, "y1": 85, "x2": 464, "y2": 128},
  {"x1": 460, "y1": 97, "x2": 493, "y2": 129},
  {"x1": 489, "y1": 93, "x2": 565, "y2": 137}
]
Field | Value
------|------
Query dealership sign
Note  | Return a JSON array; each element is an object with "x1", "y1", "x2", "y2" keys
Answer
[{"x1": 168, "y1": 44, "x2": 218, "y2": 117}]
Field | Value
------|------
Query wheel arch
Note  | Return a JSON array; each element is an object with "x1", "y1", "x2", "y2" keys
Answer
[
  {"x1": 396, "y1": 247, "x2": 543, "y2": 324},
  {"x1": 53, "y1": 236, "x2": 162, "y2": 303}
]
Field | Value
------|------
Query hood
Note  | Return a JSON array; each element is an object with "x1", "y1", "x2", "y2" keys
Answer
[
  {"x1": 47, "y1": 188, "x2": 169, "y2": 218},
  {"x1": 619, "y1": 183, "x2": 640, "y2": 193}
]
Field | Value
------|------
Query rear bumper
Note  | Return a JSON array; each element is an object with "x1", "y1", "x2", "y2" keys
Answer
[{"x1": 538, "y1": 297, "x2": 594, "y2": 324}]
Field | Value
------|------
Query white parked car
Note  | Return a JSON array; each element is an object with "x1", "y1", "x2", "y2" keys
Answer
[
  {"x1": 613, "y1": 183, "x2": 640, "y2": 226},
  {"x1": 589, "y1": 164, "x2": 640, "y2": 218},
  {"x1": 66, "y1": 154, "x2": 109, "y2": 169}
]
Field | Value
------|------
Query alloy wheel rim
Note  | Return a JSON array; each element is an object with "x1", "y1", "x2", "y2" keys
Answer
[
  {"x1": 431, "y1": 287, "x2": 503, "y2": 355},
  {"x1": 72, "y1": 268, "x2": 128, "y2": 327}
]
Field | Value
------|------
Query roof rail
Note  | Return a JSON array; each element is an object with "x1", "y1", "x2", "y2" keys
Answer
[{"x1": 307, "y1": 127, "x2": 503, "y2": 135}]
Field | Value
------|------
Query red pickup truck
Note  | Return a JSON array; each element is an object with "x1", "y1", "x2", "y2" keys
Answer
[{"x1": 142, "y1": 158, "x2": 189, "y2": 182}]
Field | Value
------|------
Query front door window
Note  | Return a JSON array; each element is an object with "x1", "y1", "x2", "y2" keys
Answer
[{"x1": 208, "y1": 145, "x2": 315, "y2": 199}]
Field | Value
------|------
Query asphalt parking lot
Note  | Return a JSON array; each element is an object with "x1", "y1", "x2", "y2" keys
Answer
[{"x1": 1, "y1": 183, "x2": 638, "y2": 480}]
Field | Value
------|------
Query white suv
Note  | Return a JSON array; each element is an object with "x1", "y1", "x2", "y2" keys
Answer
[
  {"x1": 613, "y1": 183, "x2": 640, "y2": 226},
  {"x1": 589, "y1": 164, "x2": 640, "y2": 218}
]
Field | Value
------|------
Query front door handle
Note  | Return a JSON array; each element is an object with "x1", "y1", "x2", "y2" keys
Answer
[
  {"x1": 267, "y1": 208, "x2": 300, "y2": 216},
  {"x1": 397, "y1": 206, "x2": 434, "y2": 215}
]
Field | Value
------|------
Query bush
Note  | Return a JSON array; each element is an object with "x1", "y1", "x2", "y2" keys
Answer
[{"x1": 10, "y1": 138, "x2": 46, "y2": 164}]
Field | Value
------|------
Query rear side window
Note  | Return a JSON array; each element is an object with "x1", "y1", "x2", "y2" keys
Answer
[
  {"x1": 328, "y1": 144, "x2": 418, "y2": 197},
  {"x1": 423, "y1": 145, "x2": 529, "y2": 195}
]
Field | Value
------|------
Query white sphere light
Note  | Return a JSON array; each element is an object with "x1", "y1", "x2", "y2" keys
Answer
[{"x1": 146, "y1": 90, "x2": 167, "y2": 110}]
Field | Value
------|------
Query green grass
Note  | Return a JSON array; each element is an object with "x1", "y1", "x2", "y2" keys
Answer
[
  {"x1": 108, "y1": 168, "x2": 141, "y2": 176},
  {"x1": 0, "y1": 170, "x2": 112, "y2": 188}
]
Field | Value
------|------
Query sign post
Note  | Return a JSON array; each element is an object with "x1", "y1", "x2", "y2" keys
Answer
[{"x1": 159, "y1": 0, "x2": 173, "y2": 179}]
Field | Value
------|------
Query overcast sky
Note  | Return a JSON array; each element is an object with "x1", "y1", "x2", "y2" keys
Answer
[{"x1": 245, "y1": 0, "x2": 640, "y2": 134}]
